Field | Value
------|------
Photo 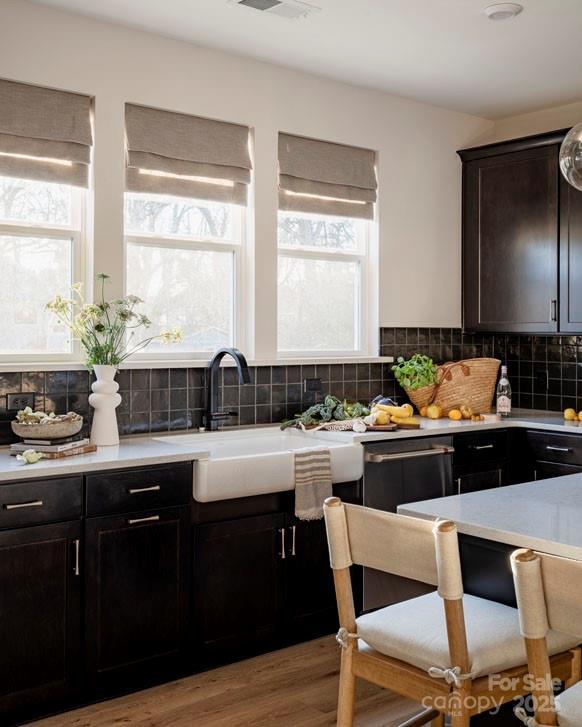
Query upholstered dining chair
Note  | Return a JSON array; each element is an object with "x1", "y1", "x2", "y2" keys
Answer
[
  {"x1": 512, "y1": 548, "x2": 582, "y2": 726},
  {"x1": 323, "y1": 497, "x2": 581, "y2": 727}
]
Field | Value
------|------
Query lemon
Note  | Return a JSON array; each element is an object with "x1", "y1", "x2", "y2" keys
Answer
[{"x1": 564, "y1": 408, "x2": 577, "y2": 421}]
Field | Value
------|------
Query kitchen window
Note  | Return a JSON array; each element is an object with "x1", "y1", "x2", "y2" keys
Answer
[
  {"x1": 0, "y1": 174, "x2": 85, "y2": 360},
  {"x1": 277, "y1": 132, "x2": 377, "y2": 357},
  {"x1": 277, "y1": 210, "x2": 370, "y2": 354},
  {"x1": 123, "y1": 104, "x2": 252, "y2": 359},
  {"x1": 0, "y1": 79, "x2": 92, "y2": 362},
  {"x1": 125, "y1": 191, "x2": 244, "y2": 356}
]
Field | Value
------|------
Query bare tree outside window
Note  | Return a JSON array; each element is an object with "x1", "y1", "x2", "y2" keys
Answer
[{"x1": 0, "y1": 176, "x2": 80, "y2": 357}]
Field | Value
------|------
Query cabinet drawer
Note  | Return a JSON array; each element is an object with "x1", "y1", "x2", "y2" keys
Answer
[
  {"x1": 86, "y1": 462, "x2": 192, "y2": 516},
  {"x1": 453, "y1": 431, "x2": 507, "y2": 466},
  {"x1": 527, "y1": 431, "x2": 582, "y2": 466},
  {"x1": 0, "y1": 476, "x2": 82, "y2": 529}
]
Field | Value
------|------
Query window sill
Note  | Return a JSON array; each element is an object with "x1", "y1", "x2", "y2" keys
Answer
[{"x1": 0, "y1": 355, "x2": 393, "y2": 373}]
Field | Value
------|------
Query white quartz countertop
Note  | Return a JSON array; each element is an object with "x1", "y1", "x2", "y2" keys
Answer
[
  {"x1": 348, "y1": 410, "x2": 582, "y2": 442},
  {"x1": 2, "y1": 409, "x2": 582, "y2": 485},
  {"x1": 399, "y1": 475, "x2": 582, "y2": 561},
  {"x1": 0, "y1": 436, "x2": 211, "y2": 482}
]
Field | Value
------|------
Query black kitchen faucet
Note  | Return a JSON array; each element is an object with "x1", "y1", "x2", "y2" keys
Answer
[{"x1": 203, "y1": 347, "x2": 251, "y2": 431}]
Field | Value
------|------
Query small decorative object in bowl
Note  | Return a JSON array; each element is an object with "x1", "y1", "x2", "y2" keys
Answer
[{"x1": 11, "y1": 408, "x2": 83, "y2": 440}]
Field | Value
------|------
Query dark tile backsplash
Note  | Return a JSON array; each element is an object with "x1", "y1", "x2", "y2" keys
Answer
[
  {"x1": 3, "y1": 326, "x2": 578, "y2": 442},
  {"x1": 381, "y1": 327, "x2": 582, "y2": 413},
  {"x1": 0, "y1": 361, "x2": 397, "y2": 441}
]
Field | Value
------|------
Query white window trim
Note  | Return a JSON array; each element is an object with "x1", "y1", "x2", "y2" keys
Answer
[
  {"x1": 277, "y1": 219, "x2": 376, "y2": 359},
  {"x1": 124, "y1": 204, "x2": 246, "y2": 361},
  {"x1": 0, "y1": 186, "x2": 87, "y2": 364}
]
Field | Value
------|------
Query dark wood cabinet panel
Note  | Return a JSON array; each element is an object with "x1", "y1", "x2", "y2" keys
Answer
[
  {"x1": 560, "y1": 174, "x2": 582, "y2": 331},
  {"x1": 0, "y1": 521, "x2": 82, "y2": 722},
  {"x1": 463, "y1": 145, "x2": 559, "y2": 332},
  {"x1": 193, "y1": 512, "x2": 285, "y2": 663},
  {"x1": 285, "y1": 516, "x2": 337, "y2": 639},
  {"x1": 85, "y1": 506, "x2": 190, "y2": 690},
  {"x1": 533, "y1": 461, "x2": 582, "y2": 480}
]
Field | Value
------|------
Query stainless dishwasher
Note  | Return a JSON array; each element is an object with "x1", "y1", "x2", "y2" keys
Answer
[{"x1": 362, "y1": 436, "x2": 454, "y2": 611}]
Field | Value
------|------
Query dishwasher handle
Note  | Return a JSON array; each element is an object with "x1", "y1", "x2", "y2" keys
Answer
[{"x1": 365, "y1": 446, "x2": 454, "y2": 464}]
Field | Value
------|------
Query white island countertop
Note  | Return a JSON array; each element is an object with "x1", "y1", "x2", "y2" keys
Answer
[{"x1": 399, "y1": 475, "x2": 582, "y2": 561}]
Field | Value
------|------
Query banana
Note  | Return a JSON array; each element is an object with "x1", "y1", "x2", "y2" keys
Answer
[
  {"x1": 390, "y1": 415, "x2": 421, "y2": 426},
  {"x1": 373, "y1": 403, "x2": 414, "y2": 418}
]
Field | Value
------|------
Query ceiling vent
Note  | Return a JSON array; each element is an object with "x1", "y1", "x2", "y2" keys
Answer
[{"x1": 228, "y1": 0, "x2": 320, "y2": 19}]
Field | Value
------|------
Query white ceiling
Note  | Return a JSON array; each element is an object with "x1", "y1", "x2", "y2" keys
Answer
[{"x1": 32, "y1": 0, "x2": 582, "y2": 119}]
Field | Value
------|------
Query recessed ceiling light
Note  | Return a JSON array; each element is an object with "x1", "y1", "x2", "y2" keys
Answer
[{"x1": 484, "y1": 3, "x2": 524, "y2": 20}]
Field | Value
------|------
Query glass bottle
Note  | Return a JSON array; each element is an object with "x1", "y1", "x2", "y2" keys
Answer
[{"x1": 496, "y1": 365, "x2": 512, "y2": 417}]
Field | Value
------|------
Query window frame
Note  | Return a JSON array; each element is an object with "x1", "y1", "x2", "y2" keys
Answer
[
  {"x1": 0, "y1": 182, "x2": 86, "y2": 364},
  {"x1": 123, "y1": 198, "x2": 246, "y2": 361},
  {"x1": 276, "y1": 211, "x2": 372, "y2": 359}
]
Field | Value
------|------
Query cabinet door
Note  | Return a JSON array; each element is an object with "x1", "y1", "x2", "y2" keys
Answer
[
  {"x1": 533, "y1": 461, "x2": 582, "y2": 480},
  {"x1": 194, "y1": 513, "x2": 285, "y2": 663},
  {"x1": 455, "y1": 467, "x2": 504, "y2": 494},
  {"x1": 0, "y1": 521, "x2": 82, "y2": 723},
  {"x1": 463, "y1": 145, "x2": 559, "y2": 332},
  {"x1": 560, "y1": 174, "x2": 582, "y2": 331},
  {"x1": 285, "y1": 516, "x2": 337, "y2": 640},
  {"x1": 85, "y1": 506, "x2": 190, "y2": 690}
]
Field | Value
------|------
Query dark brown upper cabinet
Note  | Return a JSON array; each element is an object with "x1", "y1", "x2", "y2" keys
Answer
[
  {"x1": 560, "y1": 172, "x2": 582, "y2": 331},
  {"x1": 459, "y1": 129, "x2": 582, "y2": 334}
]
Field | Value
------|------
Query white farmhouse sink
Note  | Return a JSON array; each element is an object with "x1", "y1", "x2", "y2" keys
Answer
[{"x1": 156, "y1": 428, "x2": 363, "y2": 502}]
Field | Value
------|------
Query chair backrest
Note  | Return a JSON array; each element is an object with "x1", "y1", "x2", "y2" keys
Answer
[
  {"x1": 323, "y1": 497, "x2": 463, "y2": 600},
  {"x1": 512, "y1": 548, "x2": 582, "y2": 640}
]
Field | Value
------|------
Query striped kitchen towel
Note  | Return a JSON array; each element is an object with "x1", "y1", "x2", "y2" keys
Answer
[{"x1": 294, "y1": 448, "x2": 333, "y2": 521}]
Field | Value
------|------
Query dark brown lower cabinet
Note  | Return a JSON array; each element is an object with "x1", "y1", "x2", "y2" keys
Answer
[
  {"x1": 0, "y1": 520, "x2": 82, "y2": 723},
  {"x1": 286, "y1": 516, "x2": 337, "y2": 638},
  {"x1": 85, "y1": 506, "x2": 190, "y2": 692},
  {"x1": 194, "y1": 512, "x2": 286, "y2": 662},
  {"x1": 533, "y1": 461, "x2": 582, "y2": 480},
  {"x1": 194, "y1": 511, "x2": 340, "y2": 665}
]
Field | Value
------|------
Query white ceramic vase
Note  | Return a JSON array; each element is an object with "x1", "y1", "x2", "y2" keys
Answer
[{"x1": 89, "y1": 364, "x2": 122, "y2": 446}]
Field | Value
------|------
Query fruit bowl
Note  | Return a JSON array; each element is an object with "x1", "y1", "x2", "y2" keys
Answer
[{"x1": 11, "y1": 410, "x2": 83, "y2": 441}]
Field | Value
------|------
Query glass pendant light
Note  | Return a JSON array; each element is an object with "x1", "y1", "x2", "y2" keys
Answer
[{"x1": 560, "y1": 123, "x2": 582, "y2": 191}]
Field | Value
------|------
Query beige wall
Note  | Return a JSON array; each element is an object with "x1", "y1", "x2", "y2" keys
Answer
[
  {"x1": 472, "y1": 99, "x2": 582, "y2": 146},
  {"x1": 0, "y1": 0, "x2": 491, "y2": 357}
]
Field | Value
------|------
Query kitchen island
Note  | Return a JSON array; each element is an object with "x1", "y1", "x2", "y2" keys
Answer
[
  {"x1": 399, "y1": 473, "x2": 582, "y2": 608},
  {"x1": 400, "y1": 476, "x2": 582, "y2": 725}
]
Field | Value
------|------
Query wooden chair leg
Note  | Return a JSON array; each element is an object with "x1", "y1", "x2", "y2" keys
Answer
[
  {"x1": 450, "y1": 686, "x2": 471, "y2": 727},
  {"x1": 398, "y1": 708, "x2": 441, "y2": 726},
  {"x1": 566, "y1": 647, "x2": 582, "y2": 688},
  {"x1": 337, "y1": 646, "x2": 356, "y2": 727}
]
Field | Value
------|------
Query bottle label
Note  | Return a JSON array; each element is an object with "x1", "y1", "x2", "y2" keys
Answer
[{"x1": 497, "y1": 395, "x2": 511, "y2": 415}]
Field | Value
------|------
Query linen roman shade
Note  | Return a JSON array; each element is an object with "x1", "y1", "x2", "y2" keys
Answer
[
  {"x1": 125, "y1": 104, "x2": 252, "y2": 204},
  {"x1": 0, "y1": 79, "x2": 92, "y2": 187},
  {"x1": 278, "y1": 133, "x2": 377, "y2": 220}
]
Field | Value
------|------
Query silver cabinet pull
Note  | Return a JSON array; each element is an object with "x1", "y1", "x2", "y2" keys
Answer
[
  {"x1": 550, "y1": 299, "x2": 557, "y2": 322},
  {"x1": 128, "y1": 485, "x2": 161, "y2": 494},
  {"x1": 73, "y1": 539, "x2": 80, "y2": 576},
  {"x1": 498, "y1": 469, "x2": 502, "y2": 486},
  {"x1": 127, "y1": 515, "x2": 160, "y2": 525},
  {"x1": 471, "y1": 444, "x2": 494, "y2": 450},
  {"x1": 457, "y1": 477, "x2": 462, "y2": 495},
  {"x1": 279, "y1": 528, "x2": 286, "y2": 559},
  {"x1": 291, "y1": 525, "x2": 296, "y2": 557},
  {"x1": 4, "y1": 499, "x2": 43, "y2": 510},
  {"x1": 365, "y1": 446, "x2": 454, "y2": 463},
  {"x1": 546, "y1": 446, "x2": 571, "y2": 453}
]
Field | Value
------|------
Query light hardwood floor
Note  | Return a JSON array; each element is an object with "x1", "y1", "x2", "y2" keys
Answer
[{"x1": 33, "y1": 638, "x2": 420, "y2": 726}]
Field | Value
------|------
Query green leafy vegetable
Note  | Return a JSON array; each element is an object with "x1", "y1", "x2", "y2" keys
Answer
[
  {"x1": 391, "y1": 354, "x2": 438, "y2": 391},
  {"x1": 281, "y1": 395, "x2": 370, "y2": 429}
]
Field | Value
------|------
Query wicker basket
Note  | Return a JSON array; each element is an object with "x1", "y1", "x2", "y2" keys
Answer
[{"x1": 405, "y1": 358, "x2": 501, "y2": 415}]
